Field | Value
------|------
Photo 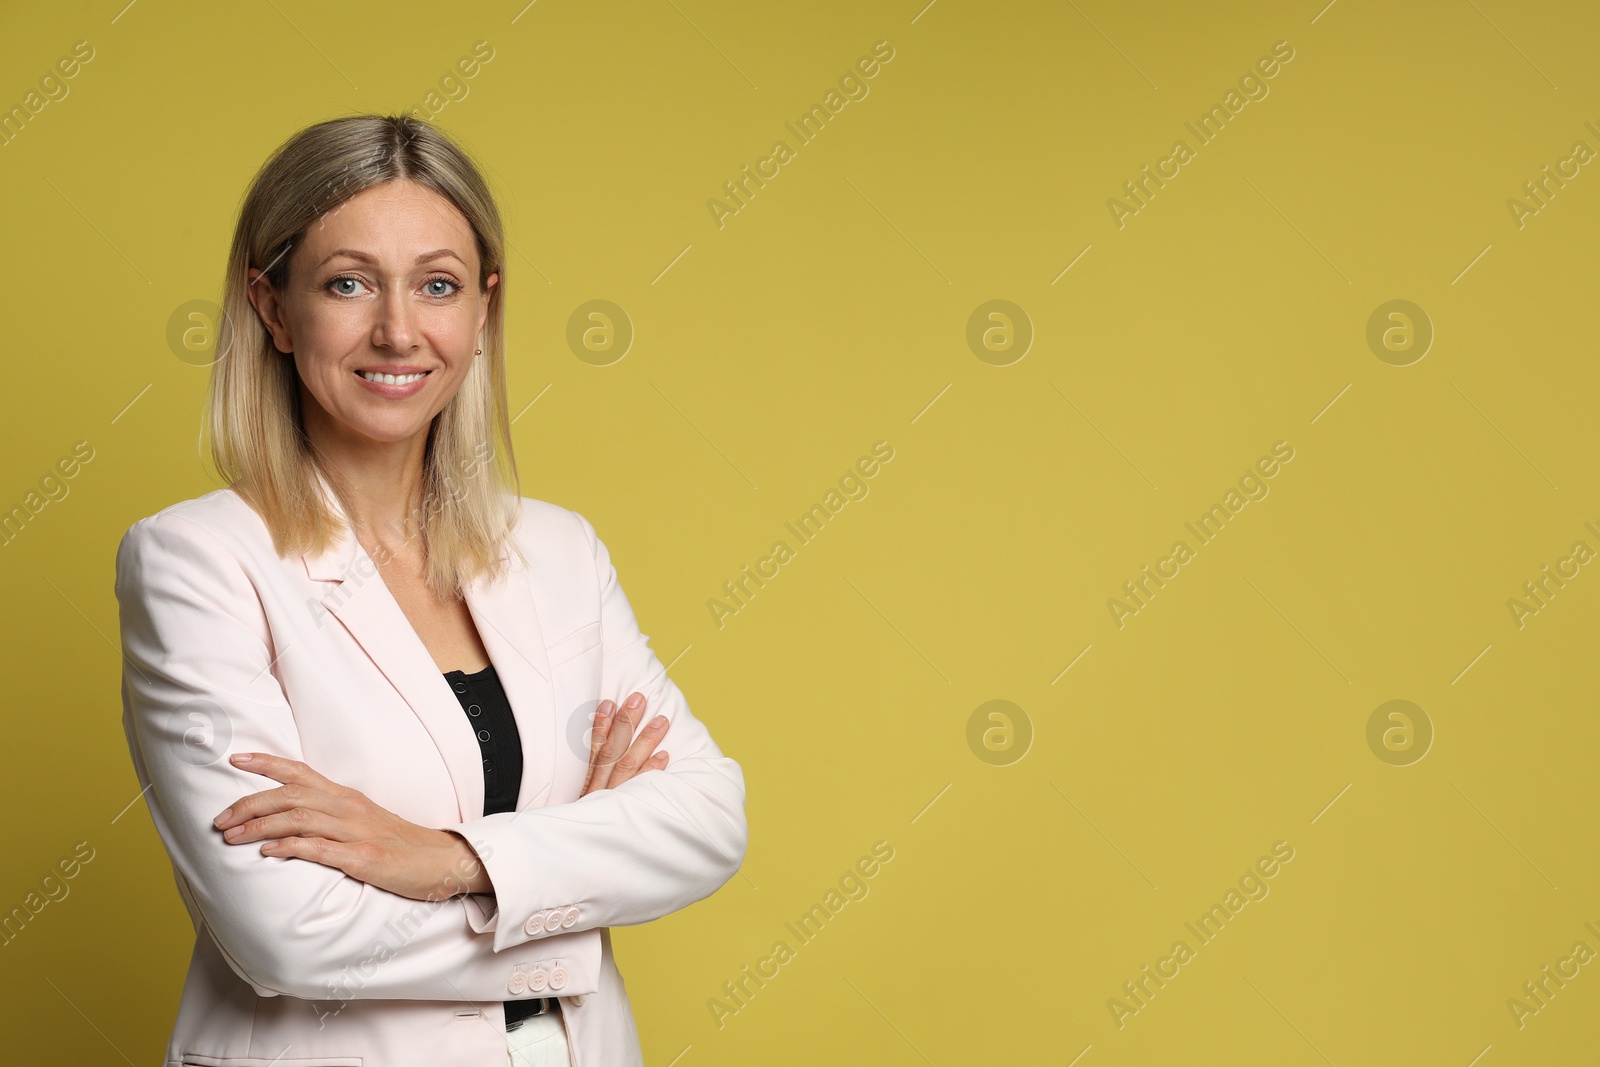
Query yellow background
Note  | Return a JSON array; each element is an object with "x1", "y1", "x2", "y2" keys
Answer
[{"x1": 2, "y1": 0, "x2": 1598, "y2": 1062}]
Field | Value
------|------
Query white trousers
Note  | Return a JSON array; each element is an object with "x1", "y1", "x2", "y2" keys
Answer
[{"x1": 505, "y1": 1005, "x2": 572, "y2": 1067}]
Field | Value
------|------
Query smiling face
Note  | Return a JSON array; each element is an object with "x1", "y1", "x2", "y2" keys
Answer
[{"x1": 246, "y1": 178, "x2": 499, "y2": 450}]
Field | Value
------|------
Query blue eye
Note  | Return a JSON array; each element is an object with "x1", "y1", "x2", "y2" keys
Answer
[{"x1": 323, "y1": 274, "x2": 462, "y2": 298}]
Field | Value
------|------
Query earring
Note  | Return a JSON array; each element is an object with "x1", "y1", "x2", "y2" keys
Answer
[{"x1": 474, "y1": 347, "x2": 482, "y2": 354}]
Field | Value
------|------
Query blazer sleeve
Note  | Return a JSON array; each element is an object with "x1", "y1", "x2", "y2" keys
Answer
[
  {"x1": 447, "y1": 510, "x2": 749, "y2": 953},
  {"x1": 116, "y1": 511, "x2": 600, "y2": 1002}
]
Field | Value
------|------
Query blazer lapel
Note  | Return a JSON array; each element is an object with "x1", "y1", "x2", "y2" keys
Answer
[
  {"x1": 300, "y1": 478, "x2": 556, "y2": 823},
  {"x1": 302, "y1": 523, "x2": 481, "y2": 824}
]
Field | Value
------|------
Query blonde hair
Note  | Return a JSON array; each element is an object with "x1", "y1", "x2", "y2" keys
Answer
[{"x1": 205, "y1": 113, "x2": 522, "y2": 598}]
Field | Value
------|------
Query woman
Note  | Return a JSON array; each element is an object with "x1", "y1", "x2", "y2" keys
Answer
[{"x1": 115, "y1": 114, "x2": 748, "y2": 1067}]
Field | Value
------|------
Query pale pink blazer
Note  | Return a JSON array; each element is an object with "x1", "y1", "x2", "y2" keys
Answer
[{"x1": 115, "y1": 477, "x2": 747, "y2": 1067}]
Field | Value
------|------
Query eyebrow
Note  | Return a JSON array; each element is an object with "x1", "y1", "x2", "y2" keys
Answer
[{"x1": 314, "y1": 248, "x2": 467, "y2": 269}]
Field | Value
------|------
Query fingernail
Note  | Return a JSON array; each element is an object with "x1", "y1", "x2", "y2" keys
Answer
[
  {"x1": 230, "y1": 753, "x2": 252, "y2": 764},
  {"x1": 652, "y1": 716, "x2": 667, "y2": 729},
  {"x1": 625, "y1": 694, "x2": 641, "y2": 709},
  {"x1": 214, "y1": 808, "x2": 233, "y2": 826}
]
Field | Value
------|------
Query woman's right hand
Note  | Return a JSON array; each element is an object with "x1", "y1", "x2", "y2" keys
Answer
[{"x1": 581, "y1": 693, "x2": 669, "y2": 796}]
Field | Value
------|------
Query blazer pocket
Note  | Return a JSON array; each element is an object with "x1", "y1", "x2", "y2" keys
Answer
[
  {"x1": 545, "y1": 621, "x2": 601, "y2": 667},
  {"x1": 181, "y1": 1056, "x2": 362, "y2": 1067}
]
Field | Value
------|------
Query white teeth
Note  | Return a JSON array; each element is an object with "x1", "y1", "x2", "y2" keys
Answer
[{"x1": 359, "y1": 370, "x2": 428, "y2": 384}]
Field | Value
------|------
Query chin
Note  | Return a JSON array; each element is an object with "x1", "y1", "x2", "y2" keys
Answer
[{"x1": 345, "y1": 418, "x2": 431, "y2": 445}]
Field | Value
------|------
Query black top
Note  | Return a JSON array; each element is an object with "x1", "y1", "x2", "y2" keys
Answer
[
  {"x1": 441, "y1": 663, "x2": 543, "y2": 1027},
  {"x1": 442, "y1": 663, "x2": 523, "y2": 816}
]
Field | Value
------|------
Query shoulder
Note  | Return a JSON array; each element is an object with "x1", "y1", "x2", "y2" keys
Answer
[
  {"x1": 501, "y1": 497, "x2": 613, "y2": 610},
  {"x1": 114, "y1": 489, "x2": 274, "y2": 589},
  {"x1": 510, "y1": 494, "x2": 601, "y2": 559},
  {"x1": 118, "y1": 488, "x2": 271, "y2": 553},
  {"x1": 126, "y1": 487, "x2": 256, "y2": 532}
]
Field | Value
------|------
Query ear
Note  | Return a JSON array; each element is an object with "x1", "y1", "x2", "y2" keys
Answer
[
  {"x1": 476, "y1": 271, "x2": 499, "y2": 340},
  {"x1": 245, "y1": 267, "x2": 295, "y2": 354}
]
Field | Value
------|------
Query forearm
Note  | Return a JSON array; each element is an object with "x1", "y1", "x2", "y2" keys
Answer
[
  {"x1": 445, "y1": 754, "x2": 747, "y2": 953},
  {"x1": 133, "y1": 723, "x2": 601, "y2": 1003}
]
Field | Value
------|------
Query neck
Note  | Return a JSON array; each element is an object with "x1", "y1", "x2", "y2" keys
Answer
[{"x1": 302, "y1": 399, "x2": 432, "y2": 553}]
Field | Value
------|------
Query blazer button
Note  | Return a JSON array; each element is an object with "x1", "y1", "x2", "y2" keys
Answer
[
  {"x1": 508, "y1": 968, "x2": 528, "y2": 996},
  {"x1": 529, "y1": 966, "x2": 549, "y2": 993},
  {"x1": 543, "y1": 907, "x2": 563, "y2": 929},
  {"x1": 524, "y1": 913, "x2": 544, "y2": 936},
  {"x1": 560, "y1": 905, "x2": 579, "y2": 928},
  {"x1": 549, "y1": 966, "x2": 568, "y2": 991}
]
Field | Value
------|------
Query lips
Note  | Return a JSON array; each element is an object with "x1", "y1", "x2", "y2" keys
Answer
[
  {"x1": 355, "y1": 369, "x2": 431, "y2": 384},
  {"x1": 352, "y1": 368, "x2": 434, "y2": 399}
]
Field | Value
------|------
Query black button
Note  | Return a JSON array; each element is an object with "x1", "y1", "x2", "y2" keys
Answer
[
  {"x1": 478, "y1": 730, "x2": 492, "y2": 743},
  {"x1": 453, "y1": 681, "x2": 468, "y2": 693},
  {"x1": 468, "y1": 704, "x2": 481, "y2": 716}
]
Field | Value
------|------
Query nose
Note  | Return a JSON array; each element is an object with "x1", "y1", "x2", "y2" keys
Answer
[{"x1": 370, "y1": 286, "x2": 418, "y2": 352}]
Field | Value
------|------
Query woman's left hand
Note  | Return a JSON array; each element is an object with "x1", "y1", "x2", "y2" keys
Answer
[{"x1": 212, "y1": 752, "x2": 471, "y2": 902}]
